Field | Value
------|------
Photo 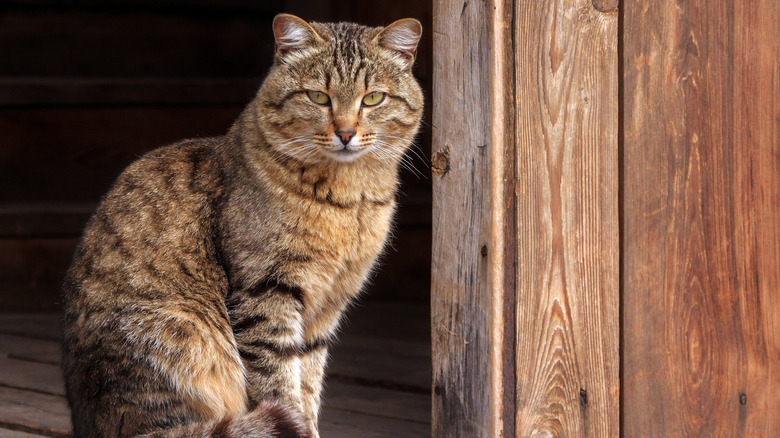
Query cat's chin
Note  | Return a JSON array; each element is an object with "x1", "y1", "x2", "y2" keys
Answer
[{"x1": 323, "y1": 148, "x2": 368, "y2": 163}]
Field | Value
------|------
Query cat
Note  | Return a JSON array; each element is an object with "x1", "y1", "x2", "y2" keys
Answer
[{"x1": 61, "y1": 13, "x2": 423, "y2": 438}]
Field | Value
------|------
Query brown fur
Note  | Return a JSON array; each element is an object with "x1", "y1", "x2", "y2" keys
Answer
[{"x1": 61, "y1": 14, "x2": 423, "y2": 438}]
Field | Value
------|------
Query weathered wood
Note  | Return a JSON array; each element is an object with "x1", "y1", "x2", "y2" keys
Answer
[
  {"x1": 622, "y1": 1, "x2": 780, "y2": 435},
  {"x1": 0, "y1": 307, "x2": 431, "y2": 437},
  {"x1": 323, "y1": 381, "x2": 430, "y2": 424},
  {"x1": 0, "y1": 107, "x2": 240, "y2": 203},
  {"x1": 512, "y1": 1, "x2": 619, "y2": 436},
  {"x1": 0, "y1": 357, "x2": 64, "y2": 396},
  {"x1": 0, "y1": 11, "x2": 274, "y2": 78},
  {"x1": 0, "y1": 428, "x2": 53, "y2": 438},
  {"x1": 0, "y1": 78, "x2": 260, "y2": 108},
  {"x1": 0, "y1": 314, "x2": 61, "y2": 341},
  {"x1": 340, "y1": 301, "x2": 430, "y2": 344},
  {"x1": 430, "y1": 0, "x2": 496, "y2": 436},
  {"x1": 0, "y1": 239, "x2": 78, "y2": 312},
  {"x1": 326, "y1": 335, "x2": 430, "y2": 392},
  {"x1": 0, "y1": 387, "x2": 71, "y2": 437},
  {"x1": 0, "y1": 334, "x2": 60, "y2": 365},
  {"x1": 432, "y1": 0, "x2": 618, "y2": 435},
  {"x1": 0, "y1": 313, "x2": 430, "y2": 392},
  {"x1": 320, "y1": 409, "x2": 429, "y2": 438},
  {"x1": 0, "y1": 204, "x2": 94, "y2": 238},
  {"x1": 320, "y1": 408, "x2": 429, "y2": 438}
]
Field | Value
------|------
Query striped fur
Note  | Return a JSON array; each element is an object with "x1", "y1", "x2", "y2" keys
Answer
[{"x1": 61, "y1": 14, "x2": 423, "y2": 438}]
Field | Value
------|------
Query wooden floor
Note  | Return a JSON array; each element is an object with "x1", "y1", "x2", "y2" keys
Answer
[{"x1": 0, "y1": 302, "x2": 431, "y2": 437}]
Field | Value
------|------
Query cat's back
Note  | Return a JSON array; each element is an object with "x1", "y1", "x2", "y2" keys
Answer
[{"x1": 64, "y1": 136, "x2": 229, "y2": 305}]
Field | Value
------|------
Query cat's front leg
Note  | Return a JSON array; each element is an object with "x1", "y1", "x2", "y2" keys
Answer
[
  {"x1": 300, "y1": 347, "x2": 328, "y2": 433},
  {"x1": 227, "y1": 281, "x2": 307, "y2": 416}
]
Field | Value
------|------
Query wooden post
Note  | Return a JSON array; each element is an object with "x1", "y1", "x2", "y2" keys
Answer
[
  {"x1": 432, "y1": 0, "x2": 619, "y2": 436},
  {"x1": 431, "y1": 0, "x2": 497, "y2": 435},
  {"x1": 622, "y1": 1, "x2": 780, "y2": 435}
]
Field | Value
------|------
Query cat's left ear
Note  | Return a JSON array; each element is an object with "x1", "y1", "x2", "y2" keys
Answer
[
  {"x1": 273, "y1": 14, "x2": 322, "y2": 58},
  {"x1": 375, "y1": 18, "x2": 422, "y2": 68}
]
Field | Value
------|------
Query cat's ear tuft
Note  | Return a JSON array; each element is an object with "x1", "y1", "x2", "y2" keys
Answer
[
  {"x1": 273, "y1": 14, "x2": 320, "y2": 57},
  {"x1": 376, "y1": 18, "x2": 422, "y2": 67}
]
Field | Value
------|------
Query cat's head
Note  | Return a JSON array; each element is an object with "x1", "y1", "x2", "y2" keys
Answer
[{"x1": 255, "y1": 14, "x2": 424, "y2": 165}]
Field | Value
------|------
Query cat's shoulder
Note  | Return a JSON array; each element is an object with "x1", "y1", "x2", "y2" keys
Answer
[
  {"x1": 129, "y1": 136, "x2": 225, "y2": 172},
  {"x1": 103, "y1": 136, "x2": 227, "y2": 205}
]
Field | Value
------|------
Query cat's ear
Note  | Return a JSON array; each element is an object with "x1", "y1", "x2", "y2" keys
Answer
[
  {"x1": 273, "y1": 14, "x2": 321, "y2": 57},
  {"x1": 375, "y1": 18, "x2": 422, "y2": 68}
]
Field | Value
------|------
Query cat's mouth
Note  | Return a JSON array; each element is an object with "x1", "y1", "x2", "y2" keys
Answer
[{"x1": 325, "y1": 146, "x2": 368, "y2": 163}]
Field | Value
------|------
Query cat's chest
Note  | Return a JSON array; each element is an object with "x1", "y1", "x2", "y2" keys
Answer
[{"x1": 287, "y1": 196, "x2": 394, "y2": 267}]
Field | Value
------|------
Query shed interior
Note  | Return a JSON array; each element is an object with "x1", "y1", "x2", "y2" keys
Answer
[{"x1": 0, "y1": 1, "x2": 433, "y2": 436}]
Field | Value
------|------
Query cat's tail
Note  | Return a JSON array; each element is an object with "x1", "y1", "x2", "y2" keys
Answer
[{"x1": 138, "y1": 401, "x2": 312, "y2": 438}]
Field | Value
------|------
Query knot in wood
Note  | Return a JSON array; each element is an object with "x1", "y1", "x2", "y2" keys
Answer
[
  {"x1": 591, "y1": 0, "x2": 618, "y2": 12},
  {"x1": 431, "y1": 145, "x2": 451, "y2": 178}
]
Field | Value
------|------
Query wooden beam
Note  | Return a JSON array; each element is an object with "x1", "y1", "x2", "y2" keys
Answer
[
  {"x1": 431, "y1": 0, "x2": 497, "y2": 436},
  {"x1": 432, "y1": 0, "x2": 618, "y2": 435},
  {"x1": 622, "y1": 1, "x2": 780, "y2": 435},
  {"x1": 512, "y1": 1, "x2": 619, "y2": 436},
  {"x1": 0, "y1": 78, "x2": 260, "y2": 108}
]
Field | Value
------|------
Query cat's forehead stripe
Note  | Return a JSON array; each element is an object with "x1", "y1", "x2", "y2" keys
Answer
[{"x1": 319, "y1": 22, "x2": 375, "y2": 90}]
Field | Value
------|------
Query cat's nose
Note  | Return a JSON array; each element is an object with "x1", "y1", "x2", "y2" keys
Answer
[{"x1": 336, "y1": 130, "x2": 356, "y2": 145}]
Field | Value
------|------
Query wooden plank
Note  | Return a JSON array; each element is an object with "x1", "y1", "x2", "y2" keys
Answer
[
  {"x1": 430, "y1": 0, "x2": 498, "y2": 436},
  {"x1": 320, "y1": 408, "x2": 429, "y2": 438},
  {"x1": 340, "y1": 301, "x2": 430, "y2": 344},
  {"x1": 0, "y1": 11, "x2": 275, "y2": 78},
  {"x1": 512, "y1": 1, "x2": 619, "y2": 436},
  {"x1": 0, "y1": 311, "x2": 430, "y2": 391},
  {"x1": 0, "y1": 78, "x2": 260, "y2": 108},
  {"x1": 0, "y1": 0, "x2": 278, "y2": 10},
  {"x1": 0, "y1": 240, "x2": 77, "y2": 313},
  {"x1": 0, "y1": 385, "x2": 425, "y2": 438},
  {"x1": 622, "y1": 1, "x2": 780, "y2": 435},
  {"x1": 327, "y1": 335, "x2": 430, "y2": 392},
  {"x1": 0, "y1": 386, "x2": 70, "y2": 437},
  {"x1": 0, "y1": 334, "x2": 60, "y2": 365},
  {"x1": 0, "y1": 314, "x2": 61, "y2": 341},
  {"x1": 0, "y1": 203, "x2": 94, "y2": 238},
  {"x1": 323, "y1": 381, "x2": 430, "y2": 424},
  {"x1": 0, "y1": 107, "x2": 240, "y2": 203},
  {"x1": 0, "y1": 428, "x2": 53, "y2": 438},
  {"x1": 0, "y1": 357, "x2": 64, "y2": 396}
]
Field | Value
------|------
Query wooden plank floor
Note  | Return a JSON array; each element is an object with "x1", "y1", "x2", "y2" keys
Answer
[{"x1": 0, "y1": 301, "x2": 431, "y2": 437}]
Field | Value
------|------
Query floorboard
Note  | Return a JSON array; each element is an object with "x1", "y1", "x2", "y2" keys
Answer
[
  {"x1": 0, "y1": 301, "x2": 431, "y2": 437},
  {"x1": 0, "y1": 386, "x2": 70, "y2": 437}
]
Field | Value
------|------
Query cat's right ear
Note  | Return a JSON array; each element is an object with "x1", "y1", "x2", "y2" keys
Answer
[{"x1": 273, "y1": 14, "x2": 321, "y2": 58}]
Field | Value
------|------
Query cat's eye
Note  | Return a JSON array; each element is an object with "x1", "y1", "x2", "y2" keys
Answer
[
  {"x1": 307, "y1": 90, "x2": 331, "y2": 105},
  {"x1": 362, "y1": 92, "x2": 386, "y2": 107}
]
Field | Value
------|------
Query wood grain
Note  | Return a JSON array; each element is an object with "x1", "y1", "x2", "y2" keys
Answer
[
  {"x1": 319, "y1": 408, "x2": 430, "y2": 438},
  {"x1": 431, "y1": 0, "x2": 496, "y2": 436},
  {"x1": 0, "y1": 314, "x2": 62, "y2": 341},
  {"x1": 0, "y1": 334, "x2": 60, "y2": 365},
  {"x1": 0, "y1": 357, "x2": 64, "y2": 396},
  {"x1": 0, "y1": 78, "x2": 260, "y2": 108},
  {"x1": 513, "y1": 1, "x2": 619, "y2": 436},
  {"x1": 328, "y1": 335, "x2": 431, "y2": 392},
  {"x1": 622, "y1": 1, "x2": 780, "y2": 435},
  {"x1": 0, "y1": 11, "x2": 275, "y2": 78},
  {"x1": 0, "y1": 387, "x2": 71, "y2": 438},
  {"x1": 0, "y1": 239, "x2": 78, "y2": 312}
]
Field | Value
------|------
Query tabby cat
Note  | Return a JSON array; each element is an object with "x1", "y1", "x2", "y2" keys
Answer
[{"x1": 61, "y1": 14, "x2": 423, "y2": 438}]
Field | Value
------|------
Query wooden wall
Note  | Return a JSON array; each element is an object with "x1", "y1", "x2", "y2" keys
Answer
[
  {"x1": 432, "y1": 0, "x2": 778, "y2": 436},
  {"x1": 0, "y1": 1, "x2": 432, "y2": 311},
  {"x1": 622, "y1": 0, "x2": 780, "y2": 435}
]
